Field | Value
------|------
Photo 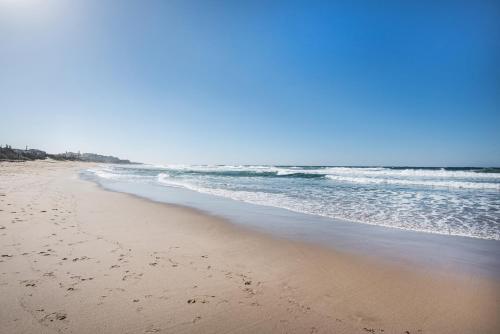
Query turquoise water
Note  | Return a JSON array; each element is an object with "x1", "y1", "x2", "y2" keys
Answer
[{"x1": 86, "y1": 165, "x2": 500, "y2": 240}]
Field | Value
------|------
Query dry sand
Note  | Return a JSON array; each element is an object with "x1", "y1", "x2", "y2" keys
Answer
[{"x1": 0, "y1": 160, "x2": 498, "y2": 333}]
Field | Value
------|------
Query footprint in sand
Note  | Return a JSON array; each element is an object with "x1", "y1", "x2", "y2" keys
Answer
[
  {"x1": 21, "y1": 279, "x2": 38, "y2": 287},
  {"x1": 168, "y1": 258, "x2": 178, "y2": 267},
  {"x1": 41, "y1": 312, "x2": 67, "y2": 323},
  {"x1": 122, "y1": 272, "x2": 143, "y2": 281}
]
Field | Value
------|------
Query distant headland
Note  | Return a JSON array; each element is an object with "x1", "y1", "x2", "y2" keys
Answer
[{"x1": 0, "y1": 145, "x2": 135, "y2": 164}]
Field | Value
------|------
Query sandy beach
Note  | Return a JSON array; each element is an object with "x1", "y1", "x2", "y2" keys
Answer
[{"x1": 0, "y1": 161, "x2": 498, "y2": 334}]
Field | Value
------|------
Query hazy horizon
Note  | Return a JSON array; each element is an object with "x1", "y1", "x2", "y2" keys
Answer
[{"x1": 1, "y1": 0, "x2": 499, "y2": 166}]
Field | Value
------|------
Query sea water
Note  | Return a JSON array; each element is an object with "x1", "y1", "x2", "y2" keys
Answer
[{"x1": 86, "y1": 165, "x2": 500, "y2": 241}]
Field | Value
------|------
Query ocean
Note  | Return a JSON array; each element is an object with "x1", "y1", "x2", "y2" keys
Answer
[{"x1": 85, "y1": 164, "x2": 500, "y2": 241}]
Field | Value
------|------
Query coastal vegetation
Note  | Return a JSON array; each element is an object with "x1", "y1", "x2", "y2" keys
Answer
[{"x1": 0, "y1": 145, "x2": 132, "y2": 164}]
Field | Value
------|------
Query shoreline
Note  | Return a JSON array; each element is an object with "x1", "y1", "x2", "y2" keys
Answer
[
  {"x1": 87, "y1": 170, "x2": 500, "y2": 279},
  {"x1": 1, "y1": 161, "x2": 499, "y2": 333}
]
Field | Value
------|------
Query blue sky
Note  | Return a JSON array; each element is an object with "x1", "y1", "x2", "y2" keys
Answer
[{"x1": 1, "y1": 0, "x2": 499, "y2": 166}]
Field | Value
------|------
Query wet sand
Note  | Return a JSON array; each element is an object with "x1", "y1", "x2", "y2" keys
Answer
[{"x1": 0, "y1": 160, "x2": 498, "y2": 333}]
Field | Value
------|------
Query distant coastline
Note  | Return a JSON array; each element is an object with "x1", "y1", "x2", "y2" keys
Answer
[{"x1": 0, "y1": 145, "x2": 136, "y2": 164}]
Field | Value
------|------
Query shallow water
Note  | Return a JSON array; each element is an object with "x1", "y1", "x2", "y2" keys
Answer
[{"x1": 86, "y1": 164, "x2": 500, "y2": 240}]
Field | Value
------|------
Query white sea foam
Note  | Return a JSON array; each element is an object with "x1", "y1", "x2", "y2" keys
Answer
[
  {"x1": 86, "y1": 166, "x2": 117, "y2": 179},
  {"x1": 325, "y1": 175, "x2": 500, "y2": 190},
  {"x1": 320, "y1": 167, "x2": 500, "y2": 179},
  {"x1": 157, "y1": 173, "x2": 192, "y2": 188},
  {"x1": 87, "y1": 166, "x2": 151, "y2": 181}
]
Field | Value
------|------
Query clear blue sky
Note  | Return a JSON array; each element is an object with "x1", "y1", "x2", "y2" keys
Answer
[{"x1": 1, "y1": 0, "x2": 499, "y2": 166}]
